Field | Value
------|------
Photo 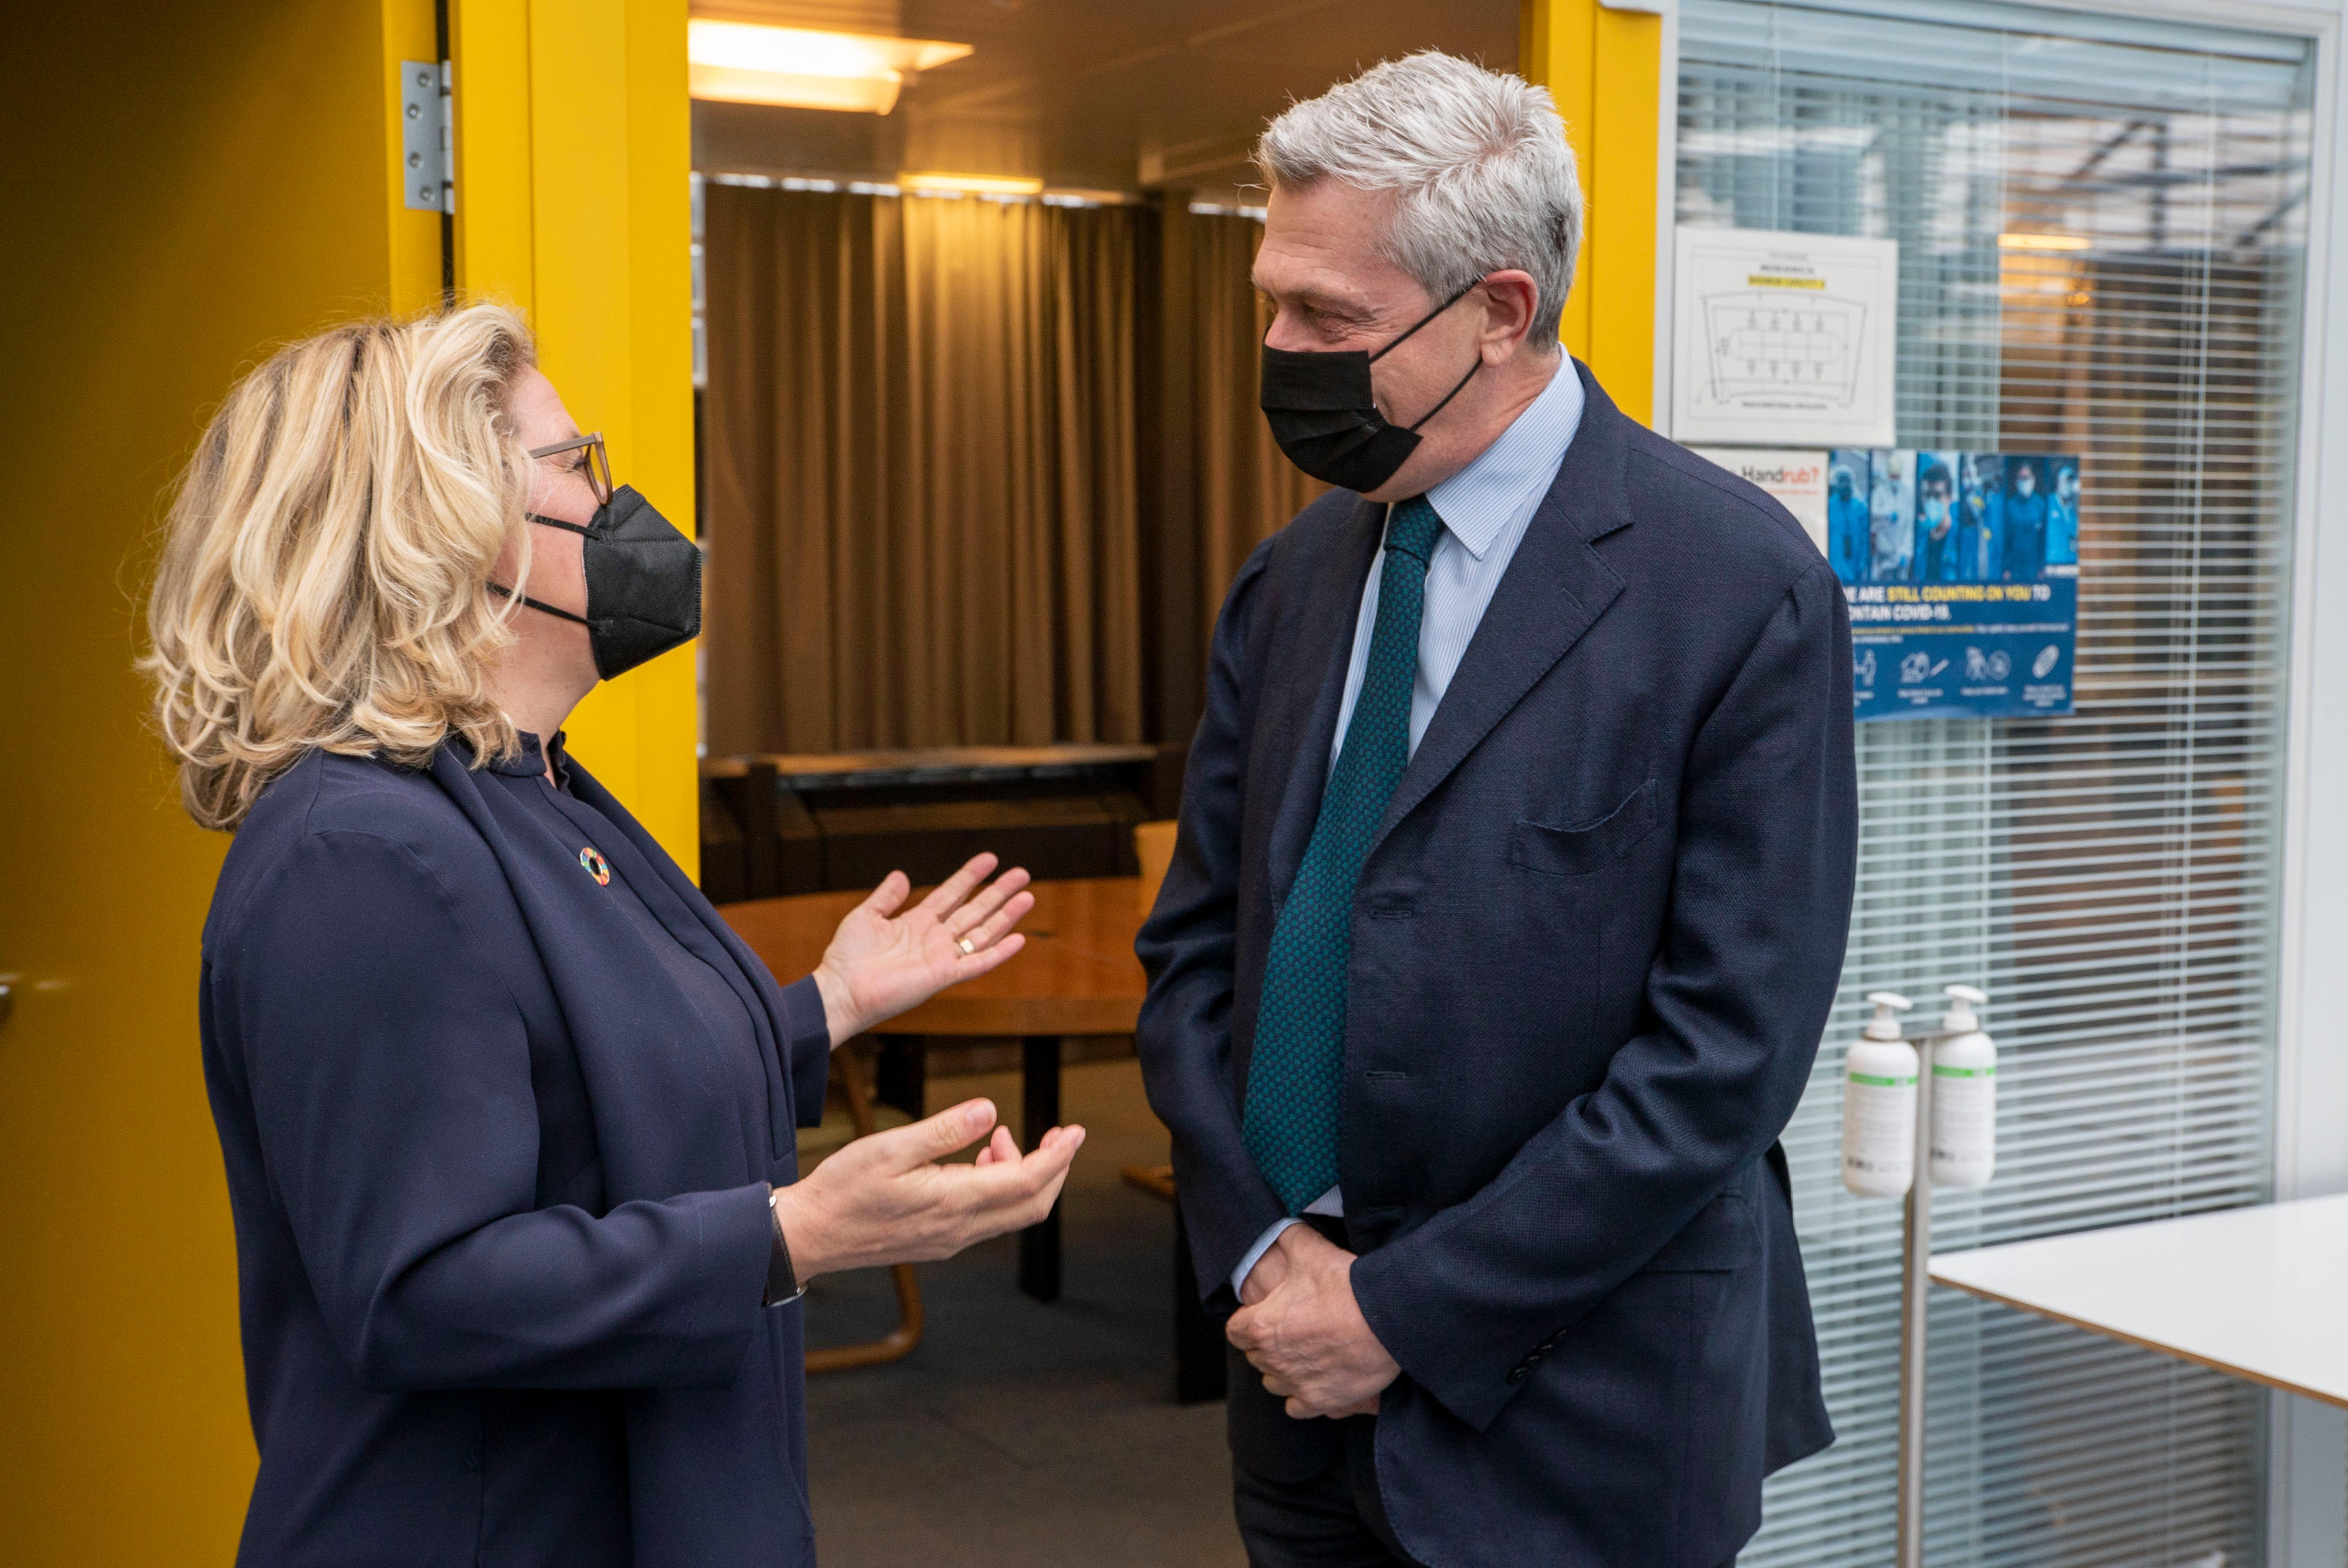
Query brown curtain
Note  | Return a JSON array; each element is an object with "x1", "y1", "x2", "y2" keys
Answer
[
  {"x1": 703, "y1": 183, "x2": 1141, "y2": 754},
  {"x1": 1189, "y1": 213, "x2": 1327, "y2": 642}
]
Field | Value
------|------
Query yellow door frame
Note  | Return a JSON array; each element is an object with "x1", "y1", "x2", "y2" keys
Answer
[
  {"x1": 4, "y1": 2, "x2": 453, "y2": 1557},
  {"x1": 1523, "y1": 0, "x2": 1665, "y2": 426},
  {"x1": 451, "y1": 0, "x2": 701, "y2": 874},
  {"x1": 4, "y1": 8, "x2": 697, "y2": 1556}
]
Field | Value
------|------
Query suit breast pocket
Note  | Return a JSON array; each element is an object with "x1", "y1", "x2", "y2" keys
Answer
[{"x1": 1508, "y1": 778, "x2": 1659, "y2": 879}]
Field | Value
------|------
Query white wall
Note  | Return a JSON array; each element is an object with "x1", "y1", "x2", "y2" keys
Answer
[{"x1": 2269, "y1": 0, "x2": 2348, "y2": 1552}]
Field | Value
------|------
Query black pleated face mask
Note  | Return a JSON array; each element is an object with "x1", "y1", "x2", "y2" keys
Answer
[
  {"x1": 1259, "y1": 279, "x2": 1484, "y2": 493},
  {"x1": 491, "y1": 485, "x2": 704, "y2": 679}
]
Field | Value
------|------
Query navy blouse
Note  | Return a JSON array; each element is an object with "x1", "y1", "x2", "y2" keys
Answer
[{"x1": 200, "y1": 732, "x2": 831, "y2": 1568}]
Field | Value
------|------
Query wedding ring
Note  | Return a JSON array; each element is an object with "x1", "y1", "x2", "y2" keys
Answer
[{"x1": 957, "y1": 936, "x2": 977, "y2": 955}]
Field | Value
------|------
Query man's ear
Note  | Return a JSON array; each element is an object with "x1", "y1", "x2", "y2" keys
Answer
[{"x1": 1478, "y1": 270, "x2": 1543, "y2": 363}]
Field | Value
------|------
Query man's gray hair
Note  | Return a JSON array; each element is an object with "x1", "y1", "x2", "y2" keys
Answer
[{"x1": 1254, "y1": 52, "x2": 1583, "y2": 344}]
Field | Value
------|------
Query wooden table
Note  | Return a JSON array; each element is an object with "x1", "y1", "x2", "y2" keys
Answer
[
  {"x1": 1929, "y1": 1192, "x2": 2348, "y2": 1407},
  {"x1": 721, "y1": 876, "x2": 1149, "y2": 1304}
]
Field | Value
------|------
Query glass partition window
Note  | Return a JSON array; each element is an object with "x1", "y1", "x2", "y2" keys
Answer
[{"x1": 1676, "y1": 3, "x2": 2311, "y2": 1563}]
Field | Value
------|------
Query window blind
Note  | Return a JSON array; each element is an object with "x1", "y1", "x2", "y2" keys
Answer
[{"x1": 1676, "y1": 5, "x2": 2311, "y2": 1563}]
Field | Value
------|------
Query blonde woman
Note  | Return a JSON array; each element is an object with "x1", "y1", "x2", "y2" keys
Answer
[{"x1": 144, "y1": 304, "x2": 1084, "y2": 1568}]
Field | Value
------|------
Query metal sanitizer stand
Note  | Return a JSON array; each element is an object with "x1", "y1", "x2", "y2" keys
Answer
[{"x1": 1895, "y1": 1021, "x2": 1948, "y2": 1568}]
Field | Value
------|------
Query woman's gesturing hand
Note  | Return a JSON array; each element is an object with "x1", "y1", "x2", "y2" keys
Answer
[
  {"x1": 771, "y1": 1098, "x2": 1084, "y2": 1280},
  {"x1": 811, "y1": 854, "x2": 1035, "y2": 1046}
]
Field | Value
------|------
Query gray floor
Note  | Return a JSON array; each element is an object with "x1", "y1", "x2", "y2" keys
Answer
[{"x1": 801, "y1": 1058, "x2": 1249, "y2": 1568}]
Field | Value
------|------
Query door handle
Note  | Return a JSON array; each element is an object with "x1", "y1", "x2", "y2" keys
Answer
[{"x1": 0, "y1": 982, "x2": 11, "y2": 1027}]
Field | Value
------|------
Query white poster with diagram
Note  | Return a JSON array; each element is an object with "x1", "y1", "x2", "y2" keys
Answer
[{"x1": 1671, "y1": 228, "x2": 1899, "y2": 447}]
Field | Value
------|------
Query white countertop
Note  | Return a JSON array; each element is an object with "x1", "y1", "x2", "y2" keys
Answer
[{"x1": 1929, "y1": 1192, "x2": 2348, "y2": 1407}]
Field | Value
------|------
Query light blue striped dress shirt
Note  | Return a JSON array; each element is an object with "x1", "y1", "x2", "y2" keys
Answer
[{"x1": 1232, "y1": 356, "x2": 1587, "y2": 1294}]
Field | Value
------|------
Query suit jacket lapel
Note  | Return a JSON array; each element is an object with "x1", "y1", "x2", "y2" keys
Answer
[
  {"x1": 425, "y1": 749, "x2": 762, "y2": 1199},
  {"x1": 1371, "y1": 364, "x2": 1635, "y2": 854},
  {"x1": 1266, "y1": 495, "x2": 1385, "y2": 898}
]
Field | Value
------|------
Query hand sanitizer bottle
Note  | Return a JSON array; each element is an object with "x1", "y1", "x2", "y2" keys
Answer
[
  {"x1": 1929, "y1": 983, "x2": 1996, "y2": 1190},
  {"x1": 1842, "y1": 992, "x2": 1918, "y2": 1199}
]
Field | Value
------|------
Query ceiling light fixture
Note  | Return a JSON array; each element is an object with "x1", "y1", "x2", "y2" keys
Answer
[
  {"x1": 687, "y1": 19, "x2": 972, "y2": 115},
  {"x1": 1998, "y1": 231, "x2": 2093, "y2": 252},
  {"x1": 899, "y1": 172, "x2": 1046, "y2": 196}
]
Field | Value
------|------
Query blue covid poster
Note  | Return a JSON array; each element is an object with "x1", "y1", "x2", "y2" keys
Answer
[{"x1": 1825, "y1": 449, "x2": 2079, "y2": 722}]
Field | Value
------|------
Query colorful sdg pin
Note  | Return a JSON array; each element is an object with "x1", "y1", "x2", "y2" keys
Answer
[{"x1": 579, "y1": 846, "x2": 612, "y2": 886}]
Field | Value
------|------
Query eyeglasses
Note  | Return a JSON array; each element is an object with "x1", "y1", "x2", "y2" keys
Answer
[{"x1": 526, "y1": 431, "x2": 614, "y2": 507}]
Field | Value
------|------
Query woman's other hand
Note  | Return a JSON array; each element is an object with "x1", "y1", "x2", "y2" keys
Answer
[
  {"x1": 772, "y1": 1098, "x2": 1084, "y2": 1279},
  {"x1": 811, "y1": 853, "x2": 1035, "y2": 1046}
]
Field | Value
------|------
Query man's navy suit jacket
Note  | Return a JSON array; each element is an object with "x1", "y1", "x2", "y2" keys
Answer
[{"x1": 1136, "y1": 365, "x2": 1857, "y2": 1567}]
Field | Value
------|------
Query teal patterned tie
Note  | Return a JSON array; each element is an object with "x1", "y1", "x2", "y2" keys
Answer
[{"x1": 1243, "y1": 496, "x2": 1445, "y2": 1214}]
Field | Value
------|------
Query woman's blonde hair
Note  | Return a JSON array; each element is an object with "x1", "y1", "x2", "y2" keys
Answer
[{"x1": 142, "y1": 304, "x2": 539, "y2": 829}]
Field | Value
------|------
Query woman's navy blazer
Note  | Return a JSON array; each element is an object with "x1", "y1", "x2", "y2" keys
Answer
[{"x1": 198, "y1": 733, "x2": 830, "y2": 1568}]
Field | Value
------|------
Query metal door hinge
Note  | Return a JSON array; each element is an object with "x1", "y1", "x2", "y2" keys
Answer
[{"x1": 401, "y1": 59, "x2": 454, "y2": 215}]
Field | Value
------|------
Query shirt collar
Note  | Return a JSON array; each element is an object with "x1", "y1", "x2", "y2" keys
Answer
[
  {"x1": 1417, "y1": 355, "x2": 1585, "y2": 561},
  {"x1": 474, "y1": 727, "x2": 565, "y2": 780}
]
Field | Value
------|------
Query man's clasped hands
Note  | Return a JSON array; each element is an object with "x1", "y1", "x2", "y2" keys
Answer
[{"x1": 1227, "y1": 1223, "x2": 1401, "y2": 1421}]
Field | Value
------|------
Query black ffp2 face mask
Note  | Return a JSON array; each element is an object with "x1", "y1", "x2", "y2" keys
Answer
[
  {"x1": 492, "y1": 485, "x2": 703, "y2": 679},
  {"x1": 1259, "y1": 279, "x2": 1483, "y2": 493}
]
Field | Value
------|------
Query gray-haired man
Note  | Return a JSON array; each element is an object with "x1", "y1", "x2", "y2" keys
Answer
[{"x1": 1137, "y1": 51, "x2": 1854, "y2": 1567}]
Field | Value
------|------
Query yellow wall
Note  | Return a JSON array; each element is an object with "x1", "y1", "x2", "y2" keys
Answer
[
  {"x1": 454, "y1": 0, "x2": 701, "y2": 874},
  {"x1": 1, "y1": 3, "x2": 437, "y2": 1557},
  {"x1": 1523, "y1": 0, "x2": 1663, "y2": 424},
  {"x1": 1, "y1": 4, "x2": 695, "y2": 1555}
]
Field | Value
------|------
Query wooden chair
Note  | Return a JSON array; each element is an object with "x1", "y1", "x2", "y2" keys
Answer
[
  {"x1": 1124, "y1": 817, "x2": 1178, "y2": 1198},
  {"x1": 1133, "y1": 818, "x2": 1177, "y2": 913},
  {"x1": 1121, "y1": 819, "x2": 1229, "y2": 1403},
  {"x1": 798, "y1": 1046, "x2": 926, "y2": 1374}
]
